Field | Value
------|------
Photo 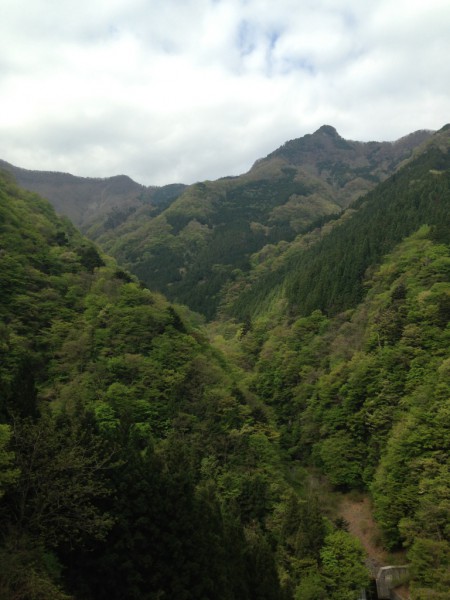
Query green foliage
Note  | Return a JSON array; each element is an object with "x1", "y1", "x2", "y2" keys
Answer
[
  {"x1": 294, "y1": 569, "x2": 327, "y2": 600},
  {"x1": 90, "y1": 164, "x2": 342, "y2": 319},
  {"x1": 0, "y1": 536, "x2": 72, "y2": 600},
  {"x1": 229, "y1": 139, "x2": 450, "y2": 322},
  {"x1": 64, "y1": 442, "x2": 235, "y2": 600},
  {"x1": 3, "y1": 412, "x2": 113, "y2": 548},
  {"x1": 319, "y1": 433, "x2": 365, "y2": 489},
  {"x1": 0, "y1": 424, "x2": 19, "y2": 498},
  {"x1": 0, "y1": 174, "x2": 294, "y2": 598},
  {"x1": 246, "y1": 221, "x2": 449, "y2": 593},
  {"x1": 408, "y1": 538, "x2": 450, "y2": 599},
  {"x1": 77, "y1": 243, "x2": 105, "y2": 272},
  {"x1": 320, "y1": 530, "x2": 370, "y2": 600},
  {"x1": 2, "y1": 128, "x2": 450, "y2": 597}
]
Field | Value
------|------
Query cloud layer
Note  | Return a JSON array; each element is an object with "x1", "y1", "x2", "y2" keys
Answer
[{"x1": 1, "y1": 0, "x2": 450, "y2": 185}]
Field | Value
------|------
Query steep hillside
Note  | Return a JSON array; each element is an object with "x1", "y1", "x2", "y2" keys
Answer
[
  {"x1": 0, "y1": 159, "x2": 186, "y2": 230},
  {"x1": 225, "y1": 125, "x2": 450, "y2": 321},
  {"x1": 215, "y1": 126, "x2": 450, "y2": 598},
  {"x1": 260, "y1": 125, "x2": 431, "y2": 206},
  {"x1": 87, "y1": 126, "x2": 431, "y2": 318},
  {"x1": 245, "y1": 226, "x2": 450, "y2": 598},
  {"x1": 0, "y1": 170, "x2": 277, "y2": 598},
  {"x1": 0, "y1": 172, "x2": 372, "y2": 600}
]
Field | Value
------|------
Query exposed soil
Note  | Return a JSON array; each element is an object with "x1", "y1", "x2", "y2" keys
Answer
[
  {"x1": 338, "y1": 494, "x2": 388, "y2": 575},
  {"x1": 338, "y1": 494, "x2": 410, "y2": 598}
]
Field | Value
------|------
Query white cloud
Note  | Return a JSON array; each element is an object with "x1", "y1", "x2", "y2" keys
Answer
[{"x1": 0, "y1": 0, "x2": 449, "y2": 185}]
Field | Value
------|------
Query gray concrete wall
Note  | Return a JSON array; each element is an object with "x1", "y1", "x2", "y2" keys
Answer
[{"x1": 376, "y1": 566, "x2": 409, "y2": 599}]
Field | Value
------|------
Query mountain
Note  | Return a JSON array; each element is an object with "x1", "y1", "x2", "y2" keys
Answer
[
  {"x1": 0, "y1": 121, "x2": 449, "y2": 598},
  {"x1": 246, "y1": 222, "x2": 450, "y2": 597},
  {"x1": 224, "y1": 124, "x2": 450, "y2": 321},
  {"x1": 222, "y1": 124, "x2": 450, "y2": 597},
  {"x1": 0, "y1": 159, "x2": 186, "y2": 230},
  {"x1": 74, "y1": 126, "x2": 435, "y2": 318},
  {"x1": 0, "y1": 170, "x2": 280, "y2": 597},
  {"x1": 1, "y1": 127, "x2": 432, "y2": 319},
  {"x1": 0, "y1": 169, "x2": 374, "y2": 599},
  {"x1": 258, "y1": 125, "x2": 431, "y2": 206}
]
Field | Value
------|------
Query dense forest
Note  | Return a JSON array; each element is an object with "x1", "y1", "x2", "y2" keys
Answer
[
  {"x1": 224, "y1": 129, "x2": 450, "y2": 321},
  {"x1": 246, "y1": 224, "x2": 450, "y2": 598},
  {"x1": 0, "y1": 172, "x2": 371, "y2": 599},
  {"x1": 73, "y1": 126, "x2": 431, "y2": 319},
  {"x1": 0, "y1": 125, "x2": 449, "y2": 599}
]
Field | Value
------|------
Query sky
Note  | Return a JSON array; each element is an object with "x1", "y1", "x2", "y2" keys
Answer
[{"x1": 1, "y1": 0, "x2": 450, "y2": 186}]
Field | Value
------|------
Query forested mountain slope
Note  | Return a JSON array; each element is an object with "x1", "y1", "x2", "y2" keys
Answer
[
  {"x1": 218, "y1": 126, "x2": 450, "y2": 598},
  {"x1": 2, "y1": 127, "x2": 431, "y2": 319},
  {"x1": 0, "y1": 158, "x2": 186, "y2": 231},
  {"x1": 0, "y1": 171, "x2": 372, "y2": 600},
  {"x1": 244, "y1": 225, "x2": 450, "y2": 598},
  {"x1": 88, "y1": 126, "x2": 430, "y2": 318},
  {"x1": 224, "y1": 125, "x2": 450, "y2": 321},
  {"x1": 262, "y1": 126, "x2": 430, "y2": 206},
  {"x1": 1, "y1": 123, "x2": 448, "y2": 599}
]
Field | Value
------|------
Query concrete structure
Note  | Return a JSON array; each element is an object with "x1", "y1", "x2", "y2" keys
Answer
[
  {"x1": 376, "y1": 566, "x2": 410, "y2": 599},
  {"x1": 390, "y1": 589, "x2": 409, "y2": 600}
]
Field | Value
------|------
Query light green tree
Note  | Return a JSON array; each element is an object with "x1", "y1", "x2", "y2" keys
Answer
[{"x1": 320, "y1": 530, "x2": 370, "y2": 600}]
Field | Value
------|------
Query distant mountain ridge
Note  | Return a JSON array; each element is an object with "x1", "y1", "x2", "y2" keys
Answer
[
  {"x1": 0, "y1": 159, "x2": 187, "y2": 230},
  {"x1": 253, "y1": 125, "x2": 433, "y2": 207},
  {"x1": 0, "y1": 127, "x2": 432, "y2": 227},
  {"x1": 267, "y1": 125, "x2": 431, "y2": 166},
  {"x1": 225, "y1": 124, "x2": 450, "y2": 320},
  {"x1": 0, "y1": 126, "x2": 435, "y2": 317},
  {"x1": 89, "y1": 125, "x2": 431, "y2": 317}
]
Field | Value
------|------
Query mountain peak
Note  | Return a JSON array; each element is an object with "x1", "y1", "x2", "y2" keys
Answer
[
  {"x1": 264, "y1": 124, "x2": 352, "y2": 166},
  {"x1": 314, "y1": 124, "x2": 340, "y2": 137}
]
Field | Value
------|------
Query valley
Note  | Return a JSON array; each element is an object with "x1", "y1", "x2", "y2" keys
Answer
[{"x1": 0, "y1": 124, "x2": 449, "y2": 599}]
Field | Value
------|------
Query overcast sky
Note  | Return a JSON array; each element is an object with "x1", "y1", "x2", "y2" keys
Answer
[{"x1": 1, "y1": 0, "x2": 450, "y2": 186}]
